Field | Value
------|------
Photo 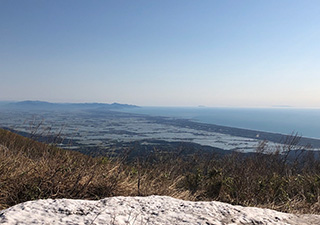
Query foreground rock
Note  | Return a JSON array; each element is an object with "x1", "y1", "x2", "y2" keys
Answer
[{"x1": 0, "y1": 196, "x2": 319, "y2": 225}]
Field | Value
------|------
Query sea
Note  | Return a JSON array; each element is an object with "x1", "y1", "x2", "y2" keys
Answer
[{"x1": 120, "y1": 107, "x2": 320, "y2": 139}]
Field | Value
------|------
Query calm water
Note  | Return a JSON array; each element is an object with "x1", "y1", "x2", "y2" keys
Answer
[{"x1": 121, "y1": 107, "x2": 320, "y2": 139}]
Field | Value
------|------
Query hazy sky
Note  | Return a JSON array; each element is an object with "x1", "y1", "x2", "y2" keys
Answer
[{"x1": 1, "y1": 0, "x2": 320, "y2": 107}]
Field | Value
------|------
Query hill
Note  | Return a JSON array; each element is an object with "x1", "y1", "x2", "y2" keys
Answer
[
  {"x1": 2, "y1": 100, "x2": 139, "y2": 111},
  {"x1": 1, "y1": 128, "x2": 320, "y2": 216}
]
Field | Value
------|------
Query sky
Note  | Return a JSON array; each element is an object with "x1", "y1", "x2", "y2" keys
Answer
[{"x1": 1, "y1": 0, "x2": 320, "y2": 107}]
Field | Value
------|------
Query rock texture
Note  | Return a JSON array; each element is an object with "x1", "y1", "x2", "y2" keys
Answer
[{"x1": 1, "y1": 196, "x2": 319, "y2": 225}]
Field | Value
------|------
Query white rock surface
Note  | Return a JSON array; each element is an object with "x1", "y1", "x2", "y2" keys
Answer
[{"x1": 0, "y1": 195, "x2": 319, "y2": 225}]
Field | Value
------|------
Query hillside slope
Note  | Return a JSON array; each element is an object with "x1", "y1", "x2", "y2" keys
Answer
[{"x1": 2, "y1": 128, "x2": 320, "y2": 215}]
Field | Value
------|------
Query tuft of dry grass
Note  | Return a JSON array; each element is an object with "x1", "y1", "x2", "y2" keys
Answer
[{"x1": 1, "y1": 128, "x2": 320, "y2": 214}]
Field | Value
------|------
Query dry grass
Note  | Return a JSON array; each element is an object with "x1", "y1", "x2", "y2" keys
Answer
[
  {"x1": 1, "y1": 128, "x2": 320, "y2": 214},
  {"x1": 0, "y1": 129, "x2": 129, "y2": 209}
]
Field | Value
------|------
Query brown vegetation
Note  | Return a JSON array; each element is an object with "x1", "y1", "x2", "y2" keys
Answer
[{"x1": 1, "y1": 129, "x2": 320, "y2": 214}]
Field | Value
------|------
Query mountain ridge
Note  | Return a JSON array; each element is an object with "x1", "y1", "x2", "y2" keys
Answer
[{"x1": 2, "y1": 100, "x2": 139, "y2": 111}]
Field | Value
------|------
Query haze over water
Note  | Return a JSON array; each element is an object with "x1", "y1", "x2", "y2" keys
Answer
[{"x1": 122, "y1": 107, "x2": 320, "y2": 139}]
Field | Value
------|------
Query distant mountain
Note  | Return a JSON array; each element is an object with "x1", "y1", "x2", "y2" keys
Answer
[{"x1": 2, "y1": 100, "x2": 139, "y2": 111}]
